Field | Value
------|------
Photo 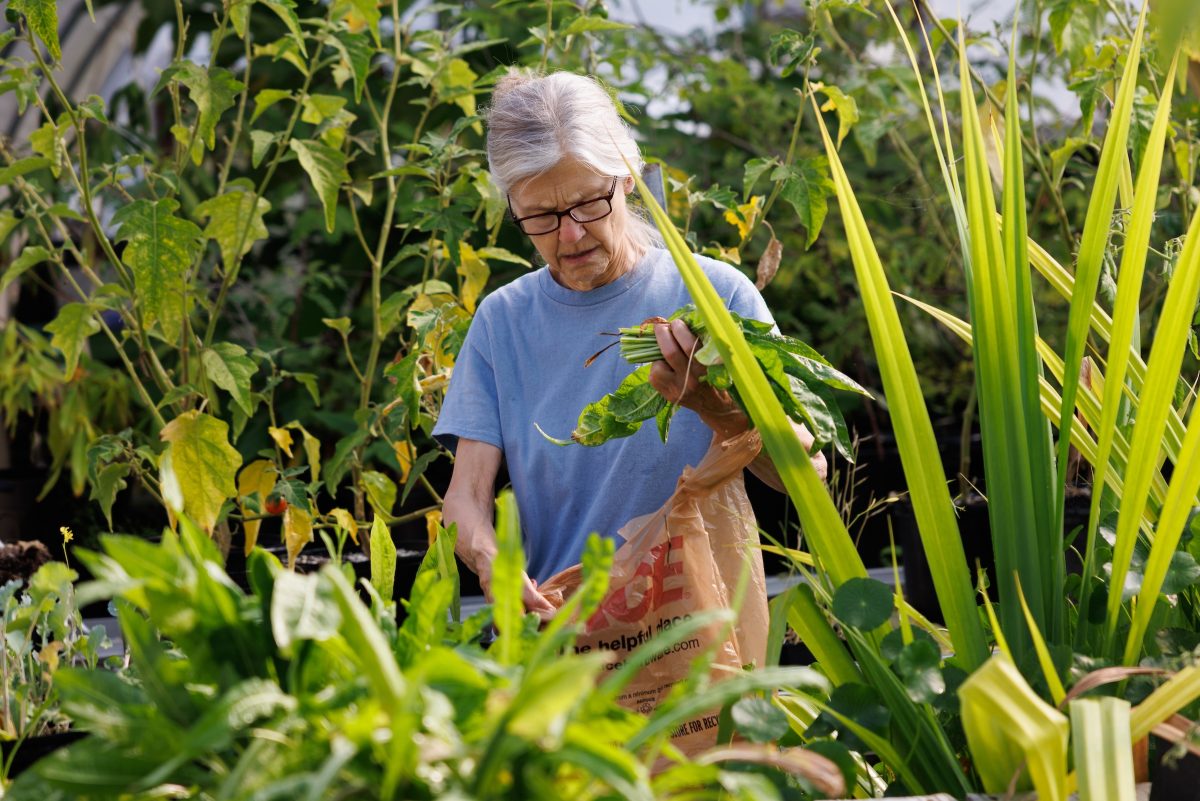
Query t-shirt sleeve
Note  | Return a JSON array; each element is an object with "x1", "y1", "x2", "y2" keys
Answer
[{"x1": 432, "y1": 310, "x2": 503, "y2": 454}]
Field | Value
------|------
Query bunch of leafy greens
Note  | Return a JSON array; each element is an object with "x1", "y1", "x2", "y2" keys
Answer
[{"x1": 540, "y1": 306, "x2": 869, "y2": 457}]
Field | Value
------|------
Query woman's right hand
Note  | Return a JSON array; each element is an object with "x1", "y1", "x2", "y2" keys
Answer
[{"x1": 476, "y1": 558, "x2": 557, "y2": 622}]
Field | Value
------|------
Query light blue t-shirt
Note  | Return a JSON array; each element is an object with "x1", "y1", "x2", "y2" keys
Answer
[{"x1": 433, "y1": 247, "x2": 773, "y2": 582}]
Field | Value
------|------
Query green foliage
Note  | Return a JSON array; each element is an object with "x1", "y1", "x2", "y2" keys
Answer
[{"x1": 1, "y1": 515, "x2": 840, "y2": 800}]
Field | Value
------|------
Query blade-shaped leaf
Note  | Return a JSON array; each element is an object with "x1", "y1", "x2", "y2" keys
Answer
[
  {"x1": 1070, "y1": 697, "x2": 1136, "y2": 801},
  {"x1": 810, "y1": 93, "x2": 988, "y2": 668}
]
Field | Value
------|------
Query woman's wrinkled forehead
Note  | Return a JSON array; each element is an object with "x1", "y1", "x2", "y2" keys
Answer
[{"x1": 509, "y1": 159, "x2": 616, "y2": 212}]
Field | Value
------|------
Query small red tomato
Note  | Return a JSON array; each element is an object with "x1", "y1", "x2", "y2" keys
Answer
[{"x1": 264, "y1": 495, "x2": 288, "y2": 516}]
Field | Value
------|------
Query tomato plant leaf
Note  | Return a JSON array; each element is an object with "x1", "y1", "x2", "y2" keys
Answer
[
  {"x1": 0, "y1": 210, "x2": 20, "y2": 246},
  {"x1": 249, "y1": 130, "x2": 277, "y2": 168},
  {"x1": 251, "y1": 88, "x2": 292, "y2": 123},
  {"x1": 237, "y1": 459, "x2": 276, "y2": 555},
  {"x1": 194, "y1": 183, "x2": 271, "y2": 273},
  {"x1": 1, "y1": 245, "x2": 52, "y2": 294},
  {"x1": 333, "y1": 0, "x2": 380, "y2": 47},
  {"x1": 111, "y1": 198, "x2": 204, "y2": 343},
  {"x1": 201, "y1": 342, "x2": 258, "y2": 417},
  {"x1": 289, "y1": 139, "x2": 349, "y2": 234},
  {"x1": 45, "y1": 302, "x2": 100, "y2": 378},
  {"x1": 817, "y1": 84, "x2": 860, "y2": 148},
  {"x1": 9, "y1": 0, "x2": 61, "y2": 61},
  {"x1": 168, "y1": 61, "x2": 245, "y2": 153},
  {"x1": 88, "y1": 462, "x2": 130, "y2": 531},
  {"x1": 331, "y1": 29, "x2": 371, "y2": 102},
  {"x1": 360, "y1": 470, "x2": 396, "y2": 519},
  {"x1": 774, "y1": 157, "x2": 835, "y2": 249},
  {"x1": 0, "y1": 156, "x2": 51, "y2": 185},
  {"x1": 283, "y1": 505, "x2": 313, "y2": 569},
  {"x1": 160, "y1": 410, "x2": 242, "y2": 534}
]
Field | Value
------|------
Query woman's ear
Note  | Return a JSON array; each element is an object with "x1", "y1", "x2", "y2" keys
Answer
[{"x1": 622, "y1": 175, "x2": 635, "y2": 194}]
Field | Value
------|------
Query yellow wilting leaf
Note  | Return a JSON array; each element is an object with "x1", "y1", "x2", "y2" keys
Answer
[
  {"x1": 394, "y1": 440, "x2": 414, "y2": 485},
  {"x1": 723, "y1": 195, "x2": 763, "y2": 242},
  {"x1": 160, "y1": 411, "x2": 242, "y2": 534},
  {"x1": 331, "y1": 507, "x2": 359, "y2": 545},
  {"x1": 283, "y1": 505, "x2": 313, "y2": 570},
  {"x1": 268, "y1": 425, "x2": 294, "y2": 458},
  {"x1": 425, "y1": 509, "x2": 443, "y2": 548},
  {"x1": 237, "y1": 459, "x2": 277, "y2": 556},
  {"x1": 441, "y1": 58, "x2": 480, "y2": 131},
  {"x1": 454, "y1": 242, "x2": 490, "y2": 313},
  {"x1": 37, "y1": 641, "x2": 63, "y2": 677},
  {"x1": 299, "y1": 425, "x2": 322, "y2": 484}
]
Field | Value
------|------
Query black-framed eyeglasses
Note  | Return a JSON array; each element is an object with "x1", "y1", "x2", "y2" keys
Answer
[{"x1": 508, "y1": 177, "x2": 618, "y2": 236}]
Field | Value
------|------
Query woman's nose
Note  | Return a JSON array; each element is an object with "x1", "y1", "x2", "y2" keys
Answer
[{"x1": 558, "y1": 216, "x2": 586, "y2": 243}]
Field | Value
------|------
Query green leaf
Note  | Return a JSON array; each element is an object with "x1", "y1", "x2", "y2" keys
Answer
[
  {"x1": 169, "y1": 62, "x2": 244, "y2": 153},
  {"x1": 45, "y1": 302, "x2": 100, "y2": 378},
  {"x1": 0, "y1": 156, "x2": 51, "y2": 185},
  {"x1": 300, "y1": 93, "x2": 347, "y2": 126},
  {"x1": 0, "y1": 210, "x2": 20, "y2": 246},
  {"x1": 10, "y1": 0, "x2": 61, "y2": 61},
  {"x1": 289, "y1": 139, "x2": 349, "y2": 234},
  {"x1": 251, "y1": 88, "x2": 292, "y2": 123},
  {"x1": 323, "y1": 563, "x2": 406, "y2": 705},
  {"x1": 1, "y1": 245, "x2": 52, "y2": 293},
  {"x1": 831, "y1": 577, "x2": 893, "y2": 630},
  {"x1": 773, "y1": 157, "x2": 835, "y2": 249},
  {"x1": 29, "y1": 120, "x2": 66, "y2": 177},
  {"x1": 270, "y1": 570, "x2": 340, "y2": 655},
  {"x1": 89, "y1": 462, "x2": 130, "y2": 531},
  {"x1": 250, "y1": 130, "x2": 277, "y2": 168},
  {"x1": 331, "y1": 29, "x2": 372, "y2": 102},
  {"x1": 730, "y1": 697, "x2": 790, "y2": 743},
  {"x1": 159, "y1": 410, "x2": 243, "y2": 533},
  {"x1": 111, "y1": 198, "x2": 204, "y2": 343},
  {"x1": 555, "y1": 364, "x2": 668, "y2": 446},
  {"x1": 491, "y1": 490, "x2": 525, "y2": 665},
  {"x1": 894, "y1": 640, "x2": 944, "y2": 704},
  {"x1": 560, "y1": 15, "x2": 632, "y2": 36},
  {"x1": 743, "y1": 156, "x2": 778, "y2": 201},
  {"x1": 260, "y1": 0, "x2": 306, "y2": 56},
  {"x1": 201, "y1": 342, "x2": 258, "y2": 417},
  {"x1": 360, "y1": 470, "x2": 396, "y2": 518},
  {"x1": 285, "y1": 371, "x2": 321, "y2": 406},
  {"x1": 194, "y1": 183, "x2": 271, "y2": 273},
  {"x1": 369, "y1": 514, "x2": 396, "y2": 603},
  {"x1": 333, "y1": 0, "x2": 380, "y2": 47}
]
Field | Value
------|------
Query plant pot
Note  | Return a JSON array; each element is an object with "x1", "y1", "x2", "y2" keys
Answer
[{"x1": 1, "y1": 731, "x2": 86, "y2": 779}]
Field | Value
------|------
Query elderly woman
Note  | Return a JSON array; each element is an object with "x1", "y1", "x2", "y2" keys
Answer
[{"x1": 433, "y1": 71, "x2": 825, "y2": 615}]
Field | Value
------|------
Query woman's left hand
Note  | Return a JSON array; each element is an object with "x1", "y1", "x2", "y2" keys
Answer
[{"x1": 648, "y1": 319, "x2": 748, "y2": 438}]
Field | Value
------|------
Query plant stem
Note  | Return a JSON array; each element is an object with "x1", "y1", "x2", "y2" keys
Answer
[{"x1": 217, "y1": 29, "x2": 255, "y2": 193}]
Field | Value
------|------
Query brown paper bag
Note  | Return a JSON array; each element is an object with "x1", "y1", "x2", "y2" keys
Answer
[{"x1": 540, "y1": 429, "x2": 769, "y2": 755}]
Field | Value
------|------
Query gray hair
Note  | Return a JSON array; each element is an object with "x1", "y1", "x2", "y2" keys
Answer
[{"x1": 485, "y1": 70, "x2": 662, "y2": 252}]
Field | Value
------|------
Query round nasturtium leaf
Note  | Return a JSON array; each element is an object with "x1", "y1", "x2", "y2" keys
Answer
[
  {"x1": 879, "y1": 626, "x2": 938, "y2": 663},
  {"x1": 895, "y1": 640, "x2": 945, "y2": 705},
  {"x1": 832, "y1": 577, "x2": 893, "y2": 630},
  {"x1": 730, "y1": 696, "x2": 790, "y2": 743}
]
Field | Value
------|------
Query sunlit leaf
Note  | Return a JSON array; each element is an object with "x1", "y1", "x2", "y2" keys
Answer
[
  {"x1": 160, "y1": 411, "x2": 242, "y2": 534},
  {"x1": 201, "y1": 342, "x2": 258, "y2": 417},
  {"x1": 237, "y1": 459, "x2": 277, "y2": 555},
  {"x1": 283, "y1": 505, "x2": 313, "y2": 569}
]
